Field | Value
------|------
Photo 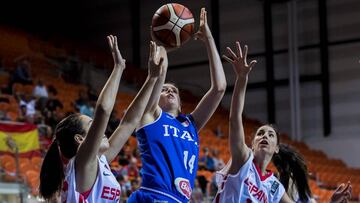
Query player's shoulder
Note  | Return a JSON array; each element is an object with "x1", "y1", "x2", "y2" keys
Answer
[{"x1": 137, "y1": 108, "x2": 163, "y2": 131}]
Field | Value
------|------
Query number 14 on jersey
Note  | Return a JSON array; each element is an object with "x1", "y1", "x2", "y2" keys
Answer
[{"x1": 183, "y1": 151, "x2": 196, "y2": 174}]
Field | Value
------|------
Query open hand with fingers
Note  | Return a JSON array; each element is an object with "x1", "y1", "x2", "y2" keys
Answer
[
  {"x1": 330, "y1": 181, "x2": 352, "y2": 203},
  {"x1": 148, "y1": 41, "x2": 167, "y2": 78},
  {"x1": 107, "y1": 35, "x2": 126, "y2": 69},
  {"x1": 223, "y1": 42, "x2": 257, "y2": 77},
  {"x1": 194, "y1": 8, "x2": 212, "y2": 42}
]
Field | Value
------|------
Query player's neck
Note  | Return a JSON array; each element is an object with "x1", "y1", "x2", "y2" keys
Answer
[
  {"x1": 166, "y1": 109, "x2": 179, "y2": 117},
  {"x1": 254, "y1": 154, "x2": 272, "y2": 175}
]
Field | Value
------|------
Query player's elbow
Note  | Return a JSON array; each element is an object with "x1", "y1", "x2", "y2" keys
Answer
[
  {"x1": 95, "y1": 104, "x2": 112, "y2": 117},
  {"x1": 213, "y1": 82, "x2": 227, "y2": 94}
]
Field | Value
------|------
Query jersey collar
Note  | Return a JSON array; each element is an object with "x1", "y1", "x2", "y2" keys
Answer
[{"x1": 253, "y1": 160, "x2": 273, "y2": 181}]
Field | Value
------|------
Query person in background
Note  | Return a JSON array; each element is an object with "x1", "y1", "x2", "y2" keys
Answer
[
  {"x1": 200, "y1": 147, "x2": 215, "y2": 171},
  {"x1": 12, "y1": 59, "x2": 33, "y2": 85},
  {"x1": 33, "y1": 80, "x2": 48, "y2": 98},
  {"x1": 212, "y1": 149, "x2": 225, "y2": 171},
  {"x1": 33, "y1": 79, "x2": 48, "y2": 109}
]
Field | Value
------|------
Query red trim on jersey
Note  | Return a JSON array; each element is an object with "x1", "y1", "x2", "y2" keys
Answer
[
  {"x1": 215, "y1": 192, "x2": 221, "y2": 203},
  {"x1": 80, "y1": 188, "x2": 92, "y2": 200},
  {"x1": 78, "y1": 177, "x2": 96, "y2": 201},
  {"x1": 215, "y1": 174, "x2": 228, "y2": 203},
  {"x1": 253, "y1": 160, "x2": 273, "y2": 181},
  {"x1": 79, "y1": 194, "x2": 85, "y2": 203}
]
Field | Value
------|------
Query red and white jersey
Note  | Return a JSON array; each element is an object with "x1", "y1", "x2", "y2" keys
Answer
[
  {"x1": 213, "y1": 152, "x2": 285, "y2": 203},
  {"x1": 61, "y1": 155, "x2": 121, "y2": 203}
]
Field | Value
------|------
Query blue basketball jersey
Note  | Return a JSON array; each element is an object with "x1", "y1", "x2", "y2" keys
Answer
[{"x1": 135, "y1": 109, "x2": 199, "y2": 202}]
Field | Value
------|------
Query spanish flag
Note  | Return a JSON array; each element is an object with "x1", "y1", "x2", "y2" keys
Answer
[{"x1": 0, "y1": 122, "x2": 41, "y2": 157}]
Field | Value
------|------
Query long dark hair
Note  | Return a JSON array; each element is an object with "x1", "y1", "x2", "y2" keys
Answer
[
  {"x1": 272, "y1": 143, "x2": 312, "y2": 202},
  {"x1": 39, "y1": 113, "x2": 86, "y2": 200}
]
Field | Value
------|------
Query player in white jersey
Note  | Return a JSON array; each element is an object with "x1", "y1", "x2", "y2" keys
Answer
[
  {"x1": 214, "y1": 41, "x2": 352, "y2": 203},
  {"x1": 39, "y1": 36, "x2": 165, "y2": 202},
  {"x1": 62, "y1": 155, "x2": 121, "y2": 202}
]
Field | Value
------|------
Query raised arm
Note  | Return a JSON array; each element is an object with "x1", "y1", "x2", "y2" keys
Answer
[
  {"x1": 105, "y1": 41, "x2": 164, "y2": 162},
  {"x1": 225, "y1": 42, "x2": 257, "y2": 174},
  {"x1": 140, "y1": 42, "x2": 168, "y2": 125},
  {"x1": 75, "y1": 35, "x2": 125, "y2": 192},
  {"x1": 190, "y1": 8, "x2": 226, "y2": 130}
]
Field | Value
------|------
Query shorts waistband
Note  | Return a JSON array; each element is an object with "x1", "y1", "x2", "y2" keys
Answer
[{"x1": 139, "y1": 186, "x2": 188, "y2": 203}]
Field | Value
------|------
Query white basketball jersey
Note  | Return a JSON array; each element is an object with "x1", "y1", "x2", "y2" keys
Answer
[
  {"x1": 61, "y1": 155, "x2": 121, "y2": 203},
  {"x1": 213, "y1": 152, "x2": 285, "y2": 203}
]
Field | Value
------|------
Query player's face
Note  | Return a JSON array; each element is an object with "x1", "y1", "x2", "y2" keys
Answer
[
  {"x1": 78, "y1": 115, "x2": 110, "y2": 152},
  {"x1": 159, "y1": 84, "x2": 181, "y2": 112},
  {"x1": 252, "y1": 125, "x2": 279, "y2": 156}
]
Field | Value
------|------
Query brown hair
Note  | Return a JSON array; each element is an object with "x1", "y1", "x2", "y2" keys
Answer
[{"x1": 39, "y1": 113, "x2": 86, "y2": 200}]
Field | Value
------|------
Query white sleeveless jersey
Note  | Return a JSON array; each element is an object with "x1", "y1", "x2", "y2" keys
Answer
[
  {"x1": 61, "y1": 155, "x2": 121, "y2": 203},
  {"x1": 213, "y1": 152, "x2": 285, "y2": 203}
]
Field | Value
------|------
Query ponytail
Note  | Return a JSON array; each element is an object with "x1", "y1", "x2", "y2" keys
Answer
[
  {"x1": 272, "y1": 144, "x2": 311, "y2": 202},
  {"x1": 39, "y1": 141, "x2": 64, "y2": 200},
  {"x1": 39, "y1": 113, "x2": 85, "y2": 200}
]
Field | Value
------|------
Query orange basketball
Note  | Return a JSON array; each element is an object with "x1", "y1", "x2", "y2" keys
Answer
[{"x1": 151, "y1": 3, "x2": 195, "y2": 48}]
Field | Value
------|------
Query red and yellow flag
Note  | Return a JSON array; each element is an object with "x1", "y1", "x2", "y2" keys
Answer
[{"x1": 0, "y1": 122, "x2": 41, "y2": 157}]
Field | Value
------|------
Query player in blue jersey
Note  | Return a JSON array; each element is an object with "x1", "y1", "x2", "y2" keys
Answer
[{"x1": 127, "y1": 8, "x2": 226, "y2": 203}]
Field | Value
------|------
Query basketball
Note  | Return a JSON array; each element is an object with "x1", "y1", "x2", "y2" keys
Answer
[{"x1": 151, "y1": 3, "x2": 195, "y2": 48}]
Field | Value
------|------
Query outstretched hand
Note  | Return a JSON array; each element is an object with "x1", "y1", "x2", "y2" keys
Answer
[
  {"x1": 330, "y1": 181, "x2": 352, "y2": 203},
  {"x1": 148, "y1": 41, "x2": 167, "y2": 78},
  {"x1": 223, "y1": 41, "x2": 257, "y2": 77},
  {"x1": 194, "y1": 8, "x2": 212, "y2": 42},
  {"x1": 107, "y1": 35, "x2": 126, "y2": 69}
]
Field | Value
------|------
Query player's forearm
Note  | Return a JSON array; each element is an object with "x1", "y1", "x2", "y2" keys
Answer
[
  {"x1": 77, "y1": 65, "x2": 124, "y2": 163},
  {"x1": 144, "y1": 68, "x2": 167, "y2": 113},
  {"x1": 189, "y1": 37, "x2": 226, "y2": 130},
  {"x1": 106, "y1": 76, "x2": 158, "y2": 161},
  {"x1": 96, "y1": 66, "x2": 124, "y2": 115},
  {"x1": 228, "y1": 75, "x2": 250, "y2": 166},
  {"x1": 229, "y1": 76, "x2": 248, "y2": 128},
  {"x1": 204, "y1": 36, "x2": 226, "y2": 93},
  {"x1": 121, "y1": 76, "x2": 158, "y2": 125}
]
